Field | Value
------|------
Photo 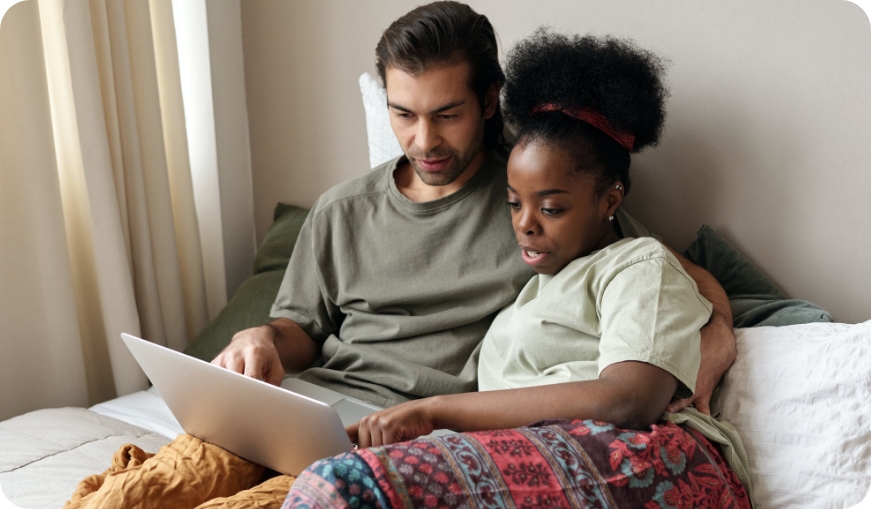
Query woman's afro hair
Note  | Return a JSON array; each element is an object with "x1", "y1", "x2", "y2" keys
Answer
[{"x1": 502, "y1": 29, "x2": 669, "y2": 153}]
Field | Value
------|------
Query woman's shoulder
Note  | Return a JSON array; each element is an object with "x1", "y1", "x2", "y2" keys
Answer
[
  {"x1": 573, "y1": 237, "x2": 673, "y2": 272},
  {"x1": 610, "y1": 235, "x2": 667, "y2": 255},
  {"x1": 606, "y1": 237, "x2": 690, "y2": 281},
  {"x1": 555, "y1": 237, "x2": 689, "y2": 295}
]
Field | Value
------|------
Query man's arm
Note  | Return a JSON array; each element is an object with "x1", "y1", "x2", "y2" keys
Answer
[
  {"x1": 211, "y1": 318, "x2": 321, "y2": 386},
  {"x1": 664, "y1": 246, "x2": 736, "y2": 415}
]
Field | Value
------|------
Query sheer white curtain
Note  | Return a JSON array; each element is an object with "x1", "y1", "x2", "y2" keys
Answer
[{"x1": 0, "y1": 0, "x2": 213, "y2": 421}]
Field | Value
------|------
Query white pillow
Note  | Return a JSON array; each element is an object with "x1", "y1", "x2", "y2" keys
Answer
[
  {"x1": 713, "y1": 321, "x2": 871, "y2": 509},
  {"x1": 359, "y1": 72, "x2": 403, "y2": 169}
]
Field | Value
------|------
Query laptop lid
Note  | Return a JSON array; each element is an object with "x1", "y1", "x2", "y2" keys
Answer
[{"x1": 120, "y1": 333, "x2": 353, "y2": 476}]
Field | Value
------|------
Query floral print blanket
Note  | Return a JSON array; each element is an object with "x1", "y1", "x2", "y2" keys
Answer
[{"x1": 283, "y1": 419, "x2": 750, "y2": 509}]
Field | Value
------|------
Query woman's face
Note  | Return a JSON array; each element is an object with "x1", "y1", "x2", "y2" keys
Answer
[{"x1": 507, "y1": 141, "x2": 622, "y2": 275}]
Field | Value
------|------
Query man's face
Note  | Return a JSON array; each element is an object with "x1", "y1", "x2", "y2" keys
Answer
[{"x1": 385, "y1": 62, "x2": 496, "y2": 187}]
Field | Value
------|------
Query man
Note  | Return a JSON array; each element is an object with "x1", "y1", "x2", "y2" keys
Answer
[
  {"x1": 67, "y1": 3, "x2": 736, "y2": 507},
  {"x1": 214, "y1": 0, "x2": 735, "y2": 416}
]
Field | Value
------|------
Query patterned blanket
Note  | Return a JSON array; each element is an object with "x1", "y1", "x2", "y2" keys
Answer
[{"x1": 283, "y1": 419, "x2": 750, "y2": 509}]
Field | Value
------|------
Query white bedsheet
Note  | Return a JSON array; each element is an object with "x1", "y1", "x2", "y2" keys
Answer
[
  {"x1": 0, "y1": 407, "x2": 172, "y2": 509},
  {"x1": 89, "y1": 386, "x2": 183, "y2": 439},
  {"x1": 0, "y1": 387, "x2": 181, "y2": 508}
]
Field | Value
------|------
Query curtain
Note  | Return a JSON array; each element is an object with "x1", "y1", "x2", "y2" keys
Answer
[{"x1": 0, "y1": 0, "x2": 212, "y2": 421}]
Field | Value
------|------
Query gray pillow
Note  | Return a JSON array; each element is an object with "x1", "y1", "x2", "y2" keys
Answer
[{"x1": 684, "y1": 225, "x2": 834, "y2": 327}]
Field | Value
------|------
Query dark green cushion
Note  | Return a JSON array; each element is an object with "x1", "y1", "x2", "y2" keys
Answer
[
  {"x1": 252, "y1": 203, "x2": 310, "y2": 274},
  {"x1": 684, "y1": 225, "x2": 834, "y2": 327},
  {"x1": 184, "y1": 203, "x2": 310, "y2": 361},
  {"x1": 184, "y1": 270, "x2": 286, "y2": 361}
]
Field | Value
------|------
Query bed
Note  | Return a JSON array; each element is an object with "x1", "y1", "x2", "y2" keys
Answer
[{"x1": 1, "y1": 73, "x2": 870, "y2": 509}]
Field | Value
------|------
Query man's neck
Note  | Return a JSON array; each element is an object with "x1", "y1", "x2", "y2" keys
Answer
[{"x1": 394, "y1": 149, "x2": 487, "y2": 203}]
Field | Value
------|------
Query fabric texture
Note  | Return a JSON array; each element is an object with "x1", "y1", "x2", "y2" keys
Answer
[
  {"x1": 0, "y1": 408, "x2": 171, "y2": 509},
  {"x1": 63, "y1": 434, "x2": 294, "y2": 509},
  {"x1": 684, "y1": 225, "x2": 833, "y2": 327},
  {"x1": 359, "y1": 72, "x2": 404, "y2": 169},
  {"x1": 185, "y1": 203, "x2": 309, "y2": 361},
  {"x1": 712, "y1": 321, "x2": 871, "y2": 509},
  {"x1": 476, "y1": 236, "x2": 752, "y2": 494},
  {"x1": 270, "y1": 148, "x2": 535, "y2": 408},
  {"x1": 478, "y1": 237, "x2": 711, "y2": 399},
  {"x1": 0, "y1": 0, "x2": 213, "y2": 420},
  {"x1": 284, "y1": 419, "x2": 751, "y2": 509},
  {"x1": 252, "y1": 203, "x2": 311, "y2": 275}
]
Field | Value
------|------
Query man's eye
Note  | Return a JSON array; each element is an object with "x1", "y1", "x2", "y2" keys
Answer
[
  {"x1": 438, "y1": 114, "x2": 458, "y2": 120},
  {"x1": 394, "y1": 112, "x2": 413, "y2": 119}
]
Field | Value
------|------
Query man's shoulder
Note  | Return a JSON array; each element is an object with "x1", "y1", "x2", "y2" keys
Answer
[{"x1": 312, "y1": 157, "x2": 399, "y2": 215}]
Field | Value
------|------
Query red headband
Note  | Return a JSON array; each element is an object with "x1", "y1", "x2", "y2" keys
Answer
[{"x1": 531, "y1": 104, "x2": 635, "y2": 152}]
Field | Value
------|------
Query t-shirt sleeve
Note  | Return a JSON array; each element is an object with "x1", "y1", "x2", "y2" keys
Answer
[
  {"x1": 269, "y1": 206, "x2": 342, "y2": 343},
  {"x1": 597, "y1": 254, "x2": 712, "y2": 398}
]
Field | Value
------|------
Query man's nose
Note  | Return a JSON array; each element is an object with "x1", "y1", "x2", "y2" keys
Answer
[{"x1": 414, "y1": 119, "x2": 441, "y2": 153}]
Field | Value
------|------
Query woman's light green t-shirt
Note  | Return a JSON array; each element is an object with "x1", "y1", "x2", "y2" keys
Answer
[
  {"x1": 476, "y1": 236, "x2": 752, "y2": 494},
  {"x1": 478, "y1": 237, "x2": 711, "y2": 395}
]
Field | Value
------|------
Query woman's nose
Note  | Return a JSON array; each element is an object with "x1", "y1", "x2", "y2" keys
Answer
[{"x1": 516, "y1": 211, "x2": 539, "y2": 236}]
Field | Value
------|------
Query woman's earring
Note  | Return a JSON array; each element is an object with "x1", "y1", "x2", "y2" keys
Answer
[
  {"x1": 608, "y1": 215, "x2": 614, "y2": 222},
  {"x1": 615, "y1": 184, "x2": 623, "y2": 191}
]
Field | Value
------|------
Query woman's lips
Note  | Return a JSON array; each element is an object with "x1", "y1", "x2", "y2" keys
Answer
[
  {"x1": 417, "y1": 156, "x2": 451, "y2": 172},
  {"x1": 521, "y1": 247, "x2": 549, "y2": 266}
]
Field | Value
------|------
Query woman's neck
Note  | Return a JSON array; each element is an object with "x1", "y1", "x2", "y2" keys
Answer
[{"x1": 592, "y1": 222, "x2": 622, "y2": 252}]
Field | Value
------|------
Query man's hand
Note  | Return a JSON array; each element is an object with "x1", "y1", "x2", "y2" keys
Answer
[
  {"x1": 212, "y1": 324, "x2": 285, "y2": 386},
  {"x1": 346, "y1": 398, "x2": 440, "y2": 448},
  {"x1": 666, "y1": 315, "x2": 736, "y2": 415},
  {"x1": 662, "y1": 246, "x2": 736, "y2": 416}
]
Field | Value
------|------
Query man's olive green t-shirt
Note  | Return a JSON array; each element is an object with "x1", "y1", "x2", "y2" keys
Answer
[{"x1": 270, "y1": 148, "x2": 534, "y2": 408}]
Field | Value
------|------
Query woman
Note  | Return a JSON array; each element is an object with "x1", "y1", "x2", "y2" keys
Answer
[{"x1": 283, "y1": 31, "x2": 751, "y2": 509}]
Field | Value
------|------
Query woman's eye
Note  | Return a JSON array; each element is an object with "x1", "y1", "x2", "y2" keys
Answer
[
  {"x1": 541, "y1": 208, "x2": 562, "y2": 217},
  {"x1": 506, "y1": 201, "x2": 521, "y2": 211}
]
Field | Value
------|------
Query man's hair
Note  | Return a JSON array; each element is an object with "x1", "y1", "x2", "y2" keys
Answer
[{"x1": 375, "y1": 1, "x2": 504, "y2": 148}]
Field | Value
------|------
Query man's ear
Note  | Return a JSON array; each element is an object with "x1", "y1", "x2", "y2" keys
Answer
[{"x1": 482, "y1": 82, "x2": 501, "y2": 119}]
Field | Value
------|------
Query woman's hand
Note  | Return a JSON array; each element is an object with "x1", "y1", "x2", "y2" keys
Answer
[
  {"x1": 347, "y1": 361, "x2": 679, "y2": 449},
  {"x1": 346, "y1": 398, "x2": 441, "y2": 448}
]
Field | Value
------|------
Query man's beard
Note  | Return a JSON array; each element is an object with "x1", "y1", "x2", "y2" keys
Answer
[{"x1": 406, "y1": 140, "x2": 482, "y2": 187}]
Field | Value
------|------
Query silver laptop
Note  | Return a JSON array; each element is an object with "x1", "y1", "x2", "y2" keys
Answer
[{"x1": 120, "y1": 333, "x2": 381, "y2": 476}]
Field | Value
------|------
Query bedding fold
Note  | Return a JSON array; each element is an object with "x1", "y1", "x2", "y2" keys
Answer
[{"x1": 64, "y1": 434, "x2": 294, "y2": 509}]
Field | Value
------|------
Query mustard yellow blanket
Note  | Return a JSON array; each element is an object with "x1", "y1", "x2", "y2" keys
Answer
[{"x1": 64, "y1": 434, "x2": 294, "y2": 509}]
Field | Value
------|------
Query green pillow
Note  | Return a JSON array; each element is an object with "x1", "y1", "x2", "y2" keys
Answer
[
  {"x1": 184, "y1": 203, "x2": 310, "y2": 361},
  {"x1": 684, "y1": 225, "x2": 834, "y2": 327},
  {"x1": 184, "y1": 271, "x2": 286, "y2": 361},
  {"x1": 252, "y1": 203, "x2": 310, "y2": 274}
]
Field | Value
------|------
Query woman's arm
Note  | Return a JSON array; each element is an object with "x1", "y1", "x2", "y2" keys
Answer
[
  {"x1": 348, "y1": 360, "x2": 677, "y2": 448},
  {"x1": 663, "y1": 246, "x2": 737, "y2": 415}
]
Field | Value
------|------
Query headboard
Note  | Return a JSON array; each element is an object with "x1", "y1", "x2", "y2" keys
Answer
[{"x1": 241, "y1": 0, "x2": 871, "y2": 323}]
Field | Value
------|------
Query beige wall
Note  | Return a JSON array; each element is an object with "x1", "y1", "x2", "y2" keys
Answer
[
  {"x1": 207, "y1": 0, "x2": 256, "y2": 299},
  {"x1": 241, "y1": 0, "x2": 871, "y2": 324}
]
